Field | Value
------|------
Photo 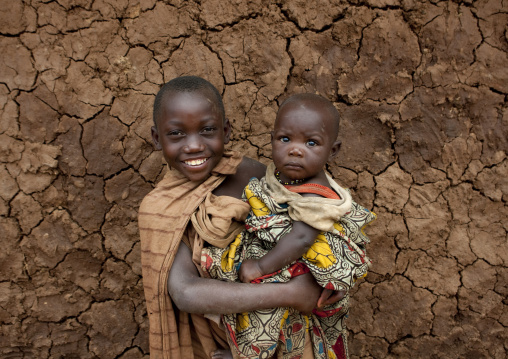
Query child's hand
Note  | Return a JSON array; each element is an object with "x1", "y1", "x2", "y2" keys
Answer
[
  {"x1": 239, "y1": 259, "x2": 264, "y2": 283},
  {"x1": 287, "y1": 273, "x2": 322, "y2": 315},
  {"x1": 316, "y1": 288, "x2": 346, "y2": 309}
]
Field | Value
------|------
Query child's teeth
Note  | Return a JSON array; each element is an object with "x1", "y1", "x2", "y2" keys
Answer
[{"x1": 186, "y1": 159, "x2": 206, "y2": 166}]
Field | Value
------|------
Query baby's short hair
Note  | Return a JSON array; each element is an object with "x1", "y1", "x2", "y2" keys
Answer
[
  {"x1": 153, "y1": 76, "x2": 225, "y2": 127},
  {"x1": 279, "y1": 93, "x2": 340, "y2": 138}
]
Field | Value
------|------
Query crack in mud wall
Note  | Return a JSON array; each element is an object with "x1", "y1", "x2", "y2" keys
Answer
[{"x1": 1, "y1": 0, "x2": 507, "y2": 358}]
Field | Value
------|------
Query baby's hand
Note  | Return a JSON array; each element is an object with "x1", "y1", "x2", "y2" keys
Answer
[{"x1": 239, "y1": 259, "x2": 264, "y2": 283}]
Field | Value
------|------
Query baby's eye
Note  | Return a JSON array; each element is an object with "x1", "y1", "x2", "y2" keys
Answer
[
  {"x1": 307, "y1": 140, "x2": 318, "y2": 147},
  {"x1": 280, "y1": 137, "x2": 290, "y2": 143}
]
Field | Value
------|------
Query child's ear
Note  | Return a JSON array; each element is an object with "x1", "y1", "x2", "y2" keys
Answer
[
  {"x1": 151, "y1": 126, "x2": 162, "y2": 150},
  {"x1": 223, "y1": 119, "x2": 232, "y2": 144},
  {"x1": 328, "y1": 140, "x2": 341, "y2": 160}
]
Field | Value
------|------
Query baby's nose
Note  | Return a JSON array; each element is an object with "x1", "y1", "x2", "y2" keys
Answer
[{"x1": 288, "y1": 146, "x2": 303, "y2": 156}]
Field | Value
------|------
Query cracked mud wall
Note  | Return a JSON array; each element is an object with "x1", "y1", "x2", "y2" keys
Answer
[{"x1": 1, "y1": 0, "x2": 507, "y2": 358}]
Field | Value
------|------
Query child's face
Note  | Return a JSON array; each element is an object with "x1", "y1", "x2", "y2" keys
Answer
[
  {"x1": 151, "y1": 89, "x2": 231, "y2": 182},
  {"x1": 271, "y1": 102, "x2": 340, "y2": 182}
]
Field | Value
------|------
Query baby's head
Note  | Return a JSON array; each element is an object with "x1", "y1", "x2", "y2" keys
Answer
[
  {"x1": 151, "y1": 76, "x2": 231, "y2": 182},
  {"x1": 272, "y1": 93, "x2": 341, "y2": 184}
]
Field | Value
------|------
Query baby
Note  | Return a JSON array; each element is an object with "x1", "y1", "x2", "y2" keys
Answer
[{"x1": 202, "y1": 93, "x2": 376, "y2": 359}]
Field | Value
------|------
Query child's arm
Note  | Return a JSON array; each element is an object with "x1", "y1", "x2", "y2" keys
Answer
[
  {"x1": 168, "y1": 241, "x2": 323, "y2": 315},
  {"x1": 239, "y1": 220, "x2": 319, "y2": 283}
]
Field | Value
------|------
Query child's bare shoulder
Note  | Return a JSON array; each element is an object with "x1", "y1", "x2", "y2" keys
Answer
[
  {"x1": 214, "y1": 157, "x2": 266, "y2": 199},
  {"x1": 238, "y1": 157, "x2": 266, "y2": 180}
]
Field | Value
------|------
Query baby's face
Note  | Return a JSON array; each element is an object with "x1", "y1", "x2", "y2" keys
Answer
[
  {"x1": 272, "y1": 102, "x2": 338, "y2": 182},
  {"x1": 152, "y1": 90, "x2": 230, "y2": 182}
]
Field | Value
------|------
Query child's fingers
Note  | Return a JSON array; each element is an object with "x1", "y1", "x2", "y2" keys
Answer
[
  {"x1": 316, "y1": 288, "x2": 333, "y2": 308},
  {"x1": 317, "y1": 289, "x2": 346, "y2": 308}
]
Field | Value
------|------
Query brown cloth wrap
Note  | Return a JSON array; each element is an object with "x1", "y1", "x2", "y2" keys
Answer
[{"x1": 138, "y1": 151, "x2": 244, "y2": 359}]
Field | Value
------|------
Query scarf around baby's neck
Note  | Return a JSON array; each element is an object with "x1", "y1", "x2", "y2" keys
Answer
[{"x1": 264, "y1": 162, "x2": 353, "y2": 232}]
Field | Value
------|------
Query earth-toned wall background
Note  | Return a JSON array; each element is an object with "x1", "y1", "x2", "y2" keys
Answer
[{"x1": 1, "y1": 0, "x2": 507, "y2": 358}]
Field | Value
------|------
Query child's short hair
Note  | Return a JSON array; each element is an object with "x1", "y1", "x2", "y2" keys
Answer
[
  {"x1": 153, "y1": 76, "x2": 225, "y2": 127},
  {"x1": 279, "y1": 93, "x2": 340, "y2": 138}
]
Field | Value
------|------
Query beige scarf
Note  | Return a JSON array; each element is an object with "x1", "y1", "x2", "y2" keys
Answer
[
  {"x1": 138, "y1": 151, "x2": 243, "y2": 359},
  {"x1": 264, "y1": 162, "x2": 353, "y2": 232}
]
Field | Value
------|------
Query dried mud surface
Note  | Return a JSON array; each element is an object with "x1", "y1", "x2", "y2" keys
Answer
[{"x1": 1, "y1": 0, "x2": 507, "y2": 358}]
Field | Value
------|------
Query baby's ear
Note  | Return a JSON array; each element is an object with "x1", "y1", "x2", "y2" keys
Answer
[
  {"x1": 328, "y1": 140, "x2": 341, "y2": 160},
  {"x1": 151, "y1": 126, "x2": 162, "y2": 150},
  {"x1": 223, "y1": 119, "x2": 232, "y2": 144}
]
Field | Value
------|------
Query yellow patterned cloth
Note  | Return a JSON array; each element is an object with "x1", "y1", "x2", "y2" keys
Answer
[{"x1": 201, "y1": 164, "x2": 376, "y2": 359}]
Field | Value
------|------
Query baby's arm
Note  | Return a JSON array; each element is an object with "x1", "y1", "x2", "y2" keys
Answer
[
  {"x1": 168, "y1": 241, "x2": 322, "y2": 315},
  {"x1": 239, "y1": 220, "x2": 319, "y2": 283},
  {"x1": 239, "y1": 213, "x2": 346, "y2": 308},
  {"x1": 239, "y1": 219, "x2": 347, "y2": 308}
]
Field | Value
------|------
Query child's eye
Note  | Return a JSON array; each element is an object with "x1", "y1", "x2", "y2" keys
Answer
[
  {"x1": 307, "y1": 140, "x2": 318, "y2": 147},
  {"x1": 168, "y1": 130, "x2": 184, "y2": 136},
  {"x1": 201, "y1": 127, "x2": 216, "y2": 134},
  {"x1": 280, "y1": 137, "x2": 290, "y2": 143}
]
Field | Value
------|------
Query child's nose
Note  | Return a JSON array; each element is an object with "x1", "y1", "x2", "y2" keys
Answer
[{"x1": 183, "y1": 135, "x2": 205, "y2": 152}]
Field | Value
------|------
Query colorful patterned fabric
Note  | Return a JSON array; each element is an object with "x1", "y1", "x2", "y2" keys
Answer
[{"x1": 201, "y1": 167, "x2": 376, "y2": 359}]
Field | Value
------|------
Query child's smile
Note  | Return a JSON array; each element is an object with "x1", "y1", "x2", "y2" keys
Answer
[{"x1": 183, "y1": 158, "x2": 208, "y2": 167}]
